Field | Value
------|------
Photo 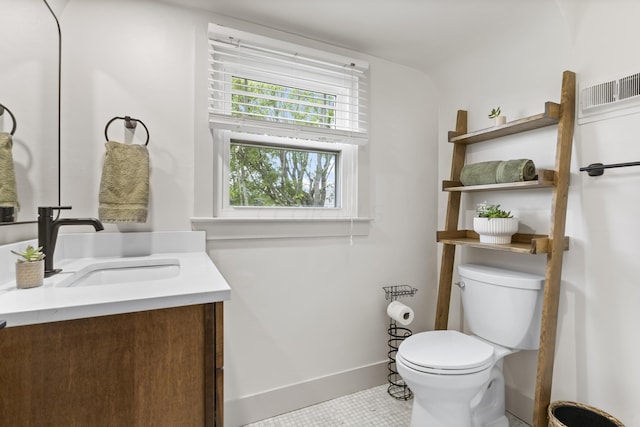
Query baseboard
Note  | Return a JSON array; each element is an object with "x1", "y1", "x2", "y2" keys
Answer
[
  {"x1": 506, "y1": 384, "x2": 534, "y2": 425},
  {"x1": 225, "y1": 361, "x2": 388, "y2": 427}
]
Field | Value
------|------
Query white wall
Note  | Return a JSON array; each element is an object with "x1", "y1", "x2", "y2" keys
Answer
[
  {"x1": 11, "y1": 0, "x2": 638, "y2": 425},
  {"x1": 432, "y1": 0, "x2": 638, "y2": 425},
  {"x1": 555, "y1": 1, "x2": 640, "y2": 425},
  {"x1": 58, "y1": 1, "x2": 438, "y2": 426},
  {"x1": 60, "y1": 0, "x2": 199, "y2": 232}
]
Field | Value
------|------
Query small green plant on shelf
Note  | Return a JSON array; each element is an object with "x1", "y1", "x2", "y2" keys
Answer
[
  {"x1": 476, "y1": 202, "x2": 512, "y2": 219},
  {"x1": 488, "y1": 107, "x2": 501, "y2": 119},
  {"x1": 11, "y1": 245, "x2": 45, "y2": 263}
]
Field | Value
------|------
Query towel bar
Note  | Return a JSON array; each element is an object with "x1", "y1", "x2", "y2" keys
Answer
[
  {"x1": 104, "y1": 115, "x2": 149, "y2": 146},
  {"x1": 579, "y1": 161, "x2": 640, "y2": 176},
  {"x1": 0, "y1": 103, "x2": 17, "y2": 135}
]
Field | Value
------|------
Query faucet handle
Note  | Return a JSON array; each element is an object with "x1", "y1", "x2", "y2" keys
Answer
[
  {"x1": 38, "y1": 206, "x2": 72, "y2": 218},
  {"x1": 38, "y1": 206, "x2": 72, "y2": 212}
]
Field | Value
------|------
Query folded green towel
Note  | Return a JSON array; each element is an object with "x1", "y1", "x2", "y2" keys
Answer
[
  {"x1": 460, "y1": 159, "x2": 536, "y2": 186},
  {"x1": 98, "y1": 141, "x2": 149, "y2": 223},
  {"x1": 0, "y1": 132, "x2": 19, "y2": 216}
]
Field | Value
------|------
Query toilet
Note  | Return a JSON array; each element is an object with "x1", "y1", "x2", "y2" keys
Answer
[{"x1": 396, "y1": 264, "x2": 545, "y2": 427}]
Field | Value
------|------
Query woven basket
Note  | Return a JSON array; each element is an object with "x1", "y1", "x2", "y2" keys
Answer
[{"x1": 548, "y1": 401, "x2": 625, "y2": 427}]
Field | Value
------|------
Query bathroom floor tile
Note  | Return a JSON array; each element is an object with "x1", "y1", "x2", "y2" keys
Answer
[{"x1": 243, "y1": 384, "x2": 530, "y2": 426}]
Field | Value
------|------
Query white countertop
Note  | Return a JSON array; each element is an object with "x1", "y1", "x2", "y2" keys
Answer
[{"x1": 0, "y1": 231, "x2": 231, "y2": 327}]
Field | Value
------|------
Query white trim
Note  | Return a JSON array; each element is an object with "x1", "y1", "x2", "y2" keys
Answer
[
  {"x1": 190, "y1": 217, "x2": 371, "y2": 240},
  {"x1": 207, "y1": 115, "x2": 368, "y2": 145},
  {"x1": 224, "y1": 360, "x2": 387, "y2": 427}
]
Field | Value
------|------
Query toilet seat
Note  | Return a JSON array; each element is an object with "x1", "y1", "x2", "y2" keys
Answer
[{"x1": 398, "y1": 330, "x2": 495, "y2": 375}]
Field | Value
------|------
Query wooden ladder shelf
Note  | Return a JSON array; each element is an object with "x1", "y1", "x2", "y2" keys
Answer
[{"x1": 434, "y1": 70, "x2": 575, "y2": 427}]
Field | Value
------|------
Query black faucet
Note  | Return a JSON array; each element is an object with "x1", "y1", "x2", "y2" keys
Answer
[{"x1": 38, "y1": 206, "x2": 104, "y2": 277}]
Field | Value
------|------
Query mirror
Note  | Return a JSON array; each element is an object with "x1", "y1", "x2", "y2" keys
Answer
[{"x1": 0, "y1": 0, "x2": 59, "y2": 224}]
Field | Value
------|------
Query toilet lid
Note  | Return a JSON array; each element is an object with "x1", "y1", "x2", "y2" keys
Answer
[{"x1": 398, "y1": 330, "x2": 494, "y2": 374}]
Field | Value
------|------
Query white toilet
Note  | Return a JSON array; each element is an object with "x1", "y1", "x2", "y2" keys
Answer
[{"x1": 396, "y1": 263, "x2": 545, "y2": 427}]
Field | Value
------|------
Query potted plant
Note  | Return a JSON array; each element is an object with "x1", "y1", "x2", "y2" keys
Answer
[
  {"x1": 488, "y1": 107, "x2": 506, "y2": 126},
  {"x1": 11, "y1": 245, "x2": 45, "y2": 289},
  {"x1": 473, "y1": 202, "x2": 518, "y2": 244}
]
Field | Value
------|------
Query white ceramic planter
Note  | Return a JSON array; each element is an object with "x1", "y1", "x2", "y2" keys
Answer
[
  {"x1": 473, "y1": 217, "x2": 518, "y2": 244},
  {"x1": 495, "y1": 115, "x2": 507, "y2": 126},
  {"x1": 15, "y1": 260, "x2": 44, "y2": 289}
]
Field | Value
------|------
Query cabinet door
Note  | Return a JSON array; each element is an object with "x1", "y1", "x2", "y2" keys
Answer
[{"x1": 0, "y1": 305, "x2": 209, "y2": 426}]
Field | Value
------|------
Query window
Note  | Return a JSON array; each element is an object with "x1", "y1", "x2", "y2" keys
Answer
[
  {"x1": 229, "y1": 141, "x2": 338, "y2": 208},
  {"x1": 208, "y1": 24, "x2": 368, "y2": 220},
  {"x1": 214, "y1": 130, "x2": 355, "y2": 219},
  {"x1": 231, "y1": 77, "x2": 337, "y2": 129}
]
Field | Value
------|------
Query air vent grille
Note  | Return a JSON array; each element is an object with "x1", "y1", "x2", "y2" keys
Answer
[
  {"x1": 581, "y1": 80, "x2": 616, "y2": 110},
  {"x1": 579, "y1": 71, "x2": 640, "y2": 123},
  {"x1": 618, "y1": 72, "x2": 640, "y2": 101}
]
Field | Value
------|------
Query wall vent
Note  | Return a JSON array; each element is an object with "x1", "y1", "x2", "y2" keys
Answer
[
  {"x1": 618, "y1": 72, "x2": 640, "y2": 100},
  {"x1": 579, "y1": 72, "x2": 640, "y2": 124}
]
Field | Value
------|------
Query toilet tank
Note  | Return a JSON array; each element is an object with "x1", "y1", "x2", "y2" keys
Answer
[{"x1": 458, "y1": 264, "x2": 545, "y2": 350}]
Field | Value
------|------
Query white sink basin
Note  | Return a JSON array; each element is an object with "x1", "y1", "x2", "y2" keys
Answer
[{"x1": 57, "y1": 258, "x2": 180, "y2": 288}]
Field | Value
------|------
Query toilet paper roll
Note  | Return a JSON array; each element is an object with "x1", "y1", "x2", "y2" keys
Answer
[{"x1": 386, "y1": 301, "x2": 414, "y2": 326}]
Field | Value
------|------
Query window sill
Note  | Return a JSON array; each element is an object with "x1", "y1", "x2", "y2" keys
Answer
[{"x1": 190, "y1": 217, "x2": 372, "y2": 241}]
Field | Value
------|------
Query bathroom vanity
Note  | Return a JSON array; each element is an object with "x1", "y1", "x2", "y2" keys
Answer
[{"x1": 0, "y1": 231, "x2": 230, "y2": 427}]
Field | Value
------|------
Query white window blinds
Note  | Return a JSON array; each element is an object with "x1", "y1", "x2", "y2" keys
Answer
[{"x1": 208, "y1": 23, "x2": 369, "y2": 145}]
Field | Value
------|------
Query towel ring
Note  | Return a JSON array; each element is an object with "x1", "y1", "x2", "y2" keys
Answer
[
  {"x1": 104, "y1": 115, "x2": 149, "y2": 146},
  {"x1": 0, "y1": 103, "x2": 17, "y2": 135}
]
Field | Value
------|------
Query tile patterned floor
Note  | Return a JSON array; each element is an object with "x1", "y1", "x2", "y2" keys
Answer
[{"x1": 244, "y1": 384, "x2": 530, "y2": 426}]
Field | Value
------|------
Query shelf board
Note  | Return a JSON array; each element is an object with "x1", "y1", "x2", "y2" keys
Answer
[
  {"x1": 436, "y1": 230, "x2": 569, "y2": 255},
  {"x1": 448, "y1": 102, "x2": 560, "y2": 144},
  {"x1": 443, "y1": 169, "x2": 556, "y2": 192}
]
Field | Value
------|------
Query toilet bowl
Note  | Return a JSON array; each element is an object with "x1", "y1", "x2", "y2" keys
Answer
[
  {"x1": 397, "y1": 330, "x2": 511, "y2": 427},
  {"x1": 396, "y1": 264, "x2": 545, "y2": 427}
]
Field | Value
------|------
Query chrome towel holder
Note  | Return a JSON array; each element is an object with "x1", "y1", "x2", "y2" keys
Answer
[
  {"x1": 104, "y1": 115, "x2": 149, "y2": 146},
  {"x1": 0, "y1": 103, "x2": 17, "y2": 135}
]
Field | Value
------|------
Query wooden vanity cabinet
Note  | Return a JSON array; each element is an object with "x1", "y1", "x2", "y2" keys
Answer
[{"x1": 0, "y1": 302, "x2": 224, "y2": 427}]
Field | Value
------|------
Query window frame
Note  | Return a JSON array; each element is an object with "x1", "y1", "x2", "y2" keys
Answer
[
  {"x1": 213, "y1": 130, "x2": 358, "y2": 220},
  {"x1": 196, "y1": 23, "x2": 371, "y2": 238}
]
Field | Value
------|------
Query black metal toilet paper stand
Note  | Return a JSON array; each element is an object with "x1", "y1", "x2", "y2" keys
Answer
[{"x1": 382, "y1": 285, "x2": 418, "y2": 400}]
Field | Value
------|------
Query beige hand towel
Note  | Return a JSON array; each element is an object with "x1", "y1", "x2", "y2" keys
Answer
[
  {"x1": 0, "y1": 132, "x2": 19, "y2": 214},
  {"x1": 99, "y1": 140, "x2": 149, "y2": 223}
]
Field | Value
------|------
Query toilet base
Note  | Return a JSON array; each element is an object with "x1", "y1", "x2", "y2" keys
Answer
[
  {"x1": 405, "y1": 363, "x2": 509, "y2": 427},
  {"x1": 471, "y1": 365, "x2": 507, "y2": 427},
  {"x1": 410, "y1": 399, "x2": 473, "y2": 427},
  {"x1": 485, "y1": 415, "x2": 509, "y2": 427},
  {"x1": 409, "y1": 400, "x2": 508, "y2": 427}
]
